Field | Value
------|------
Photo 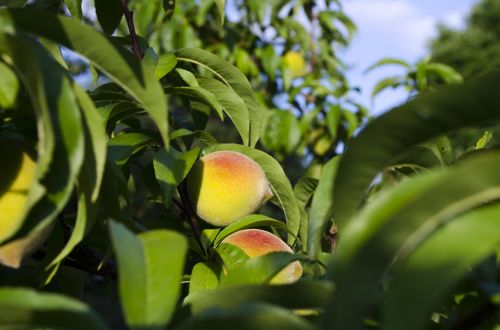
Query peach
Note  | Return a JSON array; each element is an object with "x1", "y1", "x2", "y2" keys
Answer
[
  {"x1": 0, "y1": 139, "x2": 50, "y2": 268},
  {"x1": 221, "y1": 229, "x2": 303, "y2": 284},
  {"x1": 0, "y1": 223, "x2": 54, "y2": 268},
  {"x1": 186, "y1": 151, "x2": 273, "y2": 227},
  {"x1": 282, "y1": 51, "x2": 307, "y2": 78},
  {"x1": 0, "y1": 139, "x2": 36, "y2": 243}
]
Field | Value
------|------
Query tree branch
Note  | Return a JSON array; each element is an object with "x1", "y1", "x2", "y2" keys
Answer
[
  {"x1": 119, "y1": 0, "x2": 143, "y2": 60},
  {"x1": 178, "y1": 182, "x2": 204, "y2": 253}
]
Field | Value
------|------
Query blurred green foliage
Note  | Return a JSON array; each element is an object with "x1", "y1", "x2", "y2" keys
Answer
[{"x1": 430, "y1": 0, "x2": 500, "y2": 79}]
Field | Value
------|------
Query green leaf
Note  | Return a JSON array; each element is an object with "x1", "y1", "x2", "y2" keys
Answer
[
  {"x1": 206, "y1": 144, "x2": 301, "y2": 246},
  {"x1": 170, "y1": 128, "x2": 218, "y2": 146},
  {"x1": 217, "y1": 243, "x2": 250, "y2": 271},
  {"x1": 108, "y1": 132, "x2": 154, "y2": 165},
  {"x1": 261, "y1": 110, "x2": 302, "y2": 154},
  {"x1": 371, "y1": 76, "x2": 405, "y2": 100},
  {"x1": 333, "y1": 72, "x2": 500, "y2": 228},
  {"x1": 176, "y1": 68, "x2": 200, "y2": 87},
  {"x1": 176, "y1": 48, "x2": 263, "y2": 146},
  {"x1": 294, "y1": 177, "x2": 319, "y2": 250},
  {"x1": 184, "y1": 281, "x2": 333, "y2": 314},
  {"x1": 214, "y1": 214, "x2": 292, "y2": 247},
  {"x1": 260, "y1": 45, "x2": 279, "y2": 79},
  {"x1": 143, "y1": 47, "x2": 159, "y2": 69},
  {"x1": 318, "y1": 11, "x2": 355, "y2": 45},
  {"x1": 39, "y1": 37, "x2": 68, "y2": 69},
  {"x1": 0, "y1": 60, "x2": 19, "y2": 108},
  {"x1": 0, "y1": 33, "x2": 84, "y2": 243},
  {"x1": 100, "y1": 158, "x2": 130, "y2": 218},
  {"x1": 109, "y1": 221, "x2": 188, "y2": 328},
  {"x1": 365, "y1": 57, "x2": 413, "y2": 73},
  {"x1": 221, "y1": 251, "x2": 302, "y2": 286},
  {"x1": 383, "y1": 203, "x2": 500, "y2": 330},
  {"x1": 101, "y1": 102, "x2": 142, "y2": 133},
  {"x1": 189, "y1": 262, "x2": 219, "y2": 294},
  {"x1": 156, "y1": 53, "x2": 177, "y2": 79},
  {"x1": 46, "y1": 85, "x2": 106, "y2": 268},
  {"x1": 415, "y1": 59, "x2": 428, "y2": 91},
  {"x1": 0, "y1": 8, "x2": 169, "y2": 147},
  {"x1": 153, "y1": 147, "x2": 200, "y2": 208},
  {"x1": 0, "y1": 288, "x2": 107, "y2": 330},
  {"x1": 214, "y1": 0, "x2": 225, "y2": 25},
  {"x1": 389, "y1": 145, "x2": 442, "y2": 171},
  {"x1": 95, "y1": 0, "x2": 124, "y2": 34},
  {"x1": 326, "y1": 105, "x2": 342, "y2": 140},
  {"x1": 165, "y1": 86, "x2": 224, "y2": 120},
  {"x1": 425, "y1": 62, "x2": 463, "y2": 84},
  {"x1": 330, "y1": 10, "x2": 357, "y2": 41},
  {"x1": 247, "y1": 0, "x2": 266, "y2": 24},
  {"x1": 308, "y1": 157, "x2": 341, "y2": 258},
  {"x1": 74, "y1": 84, "x2": 107, "y2": 201},
  {"x1": 322, "y1": 151, "x2": 500, "y2": 330},
  {"x1": 476, "y1": 130, "x2": 493, "y2": 150},
  {"x1": 198, "y1": 76, "x2": 250, "y2": 146},
  {"x1": 281, "y1": 18, "x2": 310, "y2": 49},
  {"x1": 64, "y1": 0, "x2": 82, "y2": 18},
  {"x1": 176, "y1": 303, "x2": 313, "y2": 330},
  {"x1": 294, "y1": 178, "x2": 319, "y2": 206}
]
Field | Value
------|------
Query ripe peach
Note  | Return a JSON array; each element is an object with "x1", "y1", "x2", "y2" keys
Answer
[
  {"x1": 186, "y1": 151, "x2": 273, "y2": 227},
  {"x1": 221, "y1": 229, "x2": 303, "y2": 284}
]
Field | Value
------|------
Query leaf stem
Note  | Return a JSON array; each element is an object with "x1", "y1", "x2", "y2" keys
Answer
[{"x1": 119, "y1": 0, "x2": 142, "y2": 60}]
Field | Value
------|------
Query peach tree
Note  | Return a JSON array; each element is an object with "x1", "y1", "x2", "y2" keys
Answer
[{"x1": 0, "y1": 0, "x2": 499, "y2": 329}]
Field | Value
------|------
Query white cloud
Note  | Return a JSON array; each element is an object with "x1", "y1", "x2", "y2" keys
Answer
[{"x1": 442, "y1": 11, "x2": 466, "y2": 28}]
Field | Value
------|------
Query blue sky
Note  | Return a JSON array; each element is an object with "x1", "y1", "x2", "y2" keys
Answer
[{"x1": 341, "y1": 0, "x2": 479, "y2": 114}]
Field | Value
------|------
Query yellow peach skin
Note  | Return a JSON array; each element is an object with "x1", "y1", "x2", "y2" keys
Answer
[
  {"x1": 0, "y1": 139, "x2": 43, "y2": 268},
  {"x1": 0, "y1": 139, "x2": 36, "y2": 242},
  {"x1": 283, "y1": 51, "x2": 307, "y2": 78},
  {"x1": 186, "y1": 151, "x2": 273, "y2": 227},
  {"x1": 222, "y1": 229, "x2": 303, "y2": 284}
]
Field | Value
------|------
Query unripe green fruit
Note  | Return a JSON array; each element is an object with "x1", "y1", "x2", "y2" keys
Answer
[
  {"x1": 186, "y1": 151, "x2": 273, "y2": 227},
  {"x1": 222, "y1": 229, "x2": 303, "y2": 284},
  {"x1": 282, "y1": 51, "x2": 307, "y2": 78}
]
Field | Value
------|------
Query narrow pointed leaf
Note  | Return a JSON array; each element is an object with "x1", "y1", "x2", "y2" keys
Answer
[
  {"x1": 0, "y1": 8, "x2": 169, "y2": 147},
  {"x1": 308, "y1": 157, "x2": 341, "y2": 257},
  {"x1": 333, "y1": 72, "x2": 500, "y2": 228},
  {"x1": 176, "y1": 48, "x2": 263, "y2": 146}
]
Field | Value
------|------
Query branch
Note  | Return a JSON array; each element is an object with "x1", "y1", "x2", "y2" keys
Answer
[
  {"x1": 119, "y1": 0, "x2": 142, "y2": 60},
  {"x1": 65, "y1": 244, "x2": 117, "y2": 281},
  {"x1": 178, "y1": 182, "x2": 204, "y2": 253}
]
